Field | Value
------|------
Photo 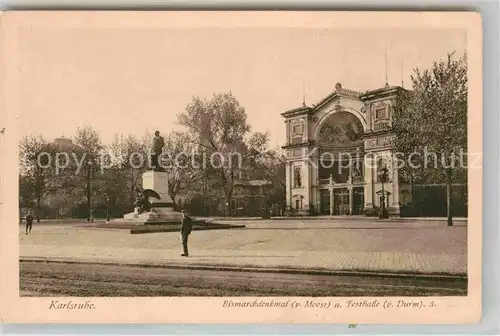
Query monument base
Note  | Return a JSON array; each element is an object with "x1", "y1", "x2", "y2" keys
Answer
[
  {"x1": 121, "y1": 208, "x2": 182, "y2": 222},
  {"x1": 111, "y1": 170, "x2": 183, "y2": 225}
]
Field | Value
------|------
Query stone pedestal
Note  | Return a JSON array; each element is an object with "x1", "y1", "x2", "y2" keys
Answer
[
  {"x1": 143, "y1": 170, "x2": 182, "y2": 221},
  {"x1": 113, "y1": 170, "x2": 182, "y2": 224},
  {"x1": 142, "y1": 171, "x2": 172, "y2": 204}
]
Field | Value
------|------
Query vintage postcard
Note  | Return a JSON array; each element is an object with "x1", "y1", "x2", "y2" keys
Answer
[{"x1": 0, "y1": 11, "x2": 482, "y2": 323}]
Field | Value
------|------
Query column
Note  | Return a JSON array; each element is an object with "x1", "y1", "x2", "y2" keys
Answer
[
  {"x1": 310, "y1": 149, "x2": 320, "y2": 211},
  {"x1": 285, "y1": 161, "x2": 291, "y2": 210},
  {"x1": 329, "y1": 188, "x2": 334, "y2": 215},
  {"x1": 366, "y1": 103, "x2": 373, "y2": 131},
  {"x1": 349, "y1": 187, "x2": 354, "y2": 215},
  {"x1": 303, "y1": 158, "x2": 311, "y2": 212},
  {"x1": 364, "y1": 155, "x2": 373, "y2": 208},
  {"x1": 391, "y1": 154, "x2": 400, "y2": 215},
  {"x1": 348, "y1": 158, "x2": 353, "y2": 184}
]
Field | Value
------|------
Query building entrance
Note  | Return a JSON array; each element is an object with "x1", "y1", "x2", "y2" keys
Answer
[
  {"x1": 333, "y1": 188, "x2": 349, "y2": 215},
  {"x1": 319, "y1": 189, "x2": 331, "y2": 215},
  {"x1": 319, "y1": 186, "x2": 365, "y2": 215},
  {"x1": 352, "y1": 187, "x2": 364, "y2": 215}
]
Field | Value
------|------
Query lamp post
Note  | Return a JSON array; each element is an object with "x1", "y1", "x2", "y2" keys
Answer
[
  {"x1": 87, "y1": 159, "x2": 93, "y2": 222},
  {"x1": 106, "y1": 197, "x2": 111, "y2": 221},
  {"x1": 378, "y1": 165, "x2": 389, "y2": 219}
]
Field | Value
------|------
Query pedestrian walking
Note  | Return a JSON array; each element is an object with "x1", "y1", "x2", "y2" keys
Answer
[
  {"x1": 180, "y1": 209, "x2": 193, "y2": 257},
  {"x1": 25, "y1": 210, "x2": 34, "y2": 235}
]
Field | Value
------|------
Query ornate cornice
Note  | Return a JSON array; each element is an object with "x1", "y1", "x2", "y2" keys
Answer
[
  {"x1": 281, "y1": 140, "x2": 316, "y2": 150},
  {"x1": 313, "y1": 87, "x2": 363, "y2": 111},
  {"x1": 360, "y1": 85, "x2": 405, "y2": 101},
  {"x1": 281, "y1": 106, "x2": 314, "y2": 118}
]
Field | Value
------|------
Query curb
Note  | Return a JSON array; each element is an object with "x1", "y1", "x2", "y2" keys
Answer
[
  {"x1": 77, "y1": 222, "x2": 246, "y2": 234},
  {"x1": 130, "y1": 224, "x2": 245, "y2": 234},
  {"x1": 269, "y1": 217, "x2": 468, "y2": 223},
  {"x1": 20, "y1": 257, "x2": 467, "y2": 281}
]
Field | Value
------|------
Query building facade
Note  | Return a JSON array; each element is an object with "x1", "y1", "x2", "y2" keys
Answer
[{"x1": 282, "y1": 82, "x2": 409, "y2": 216}]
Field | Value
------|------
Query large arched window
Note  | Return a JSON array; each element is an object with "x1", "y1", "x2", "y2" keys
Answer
[{"x1": 318, "y1": 112, "x2": 364, "y2": 147}]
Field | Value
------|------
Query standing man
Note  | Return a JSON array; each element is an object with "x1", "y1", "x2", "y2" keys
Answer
[
  {"x1": 180, "y1": 209, "x2": 193, "y2": 257},
  {"x1": 25, "y1": 210, "x2": 34, "y2": 235},
  {"x1": 150, "y1": 130, "x2": 165, "y2": 171}
]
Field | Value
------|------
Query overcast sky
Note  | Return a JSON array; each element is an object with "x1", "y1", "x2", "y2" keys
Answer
[{"x1": 17, "y1": 27, "x2": 466, "y2": 147}]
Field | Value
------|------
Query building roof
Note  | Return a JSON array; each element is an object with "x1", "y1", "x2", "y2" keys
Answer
[
  {"x1": 359, "y1": 84, "x2": 407, "y2": 100},
  {"x1": 281, "y1": 82, "x2": 408, "y2": 119},
  {"x1": 280, "y1": 105, "x2": 314, "y2": 118},
  {"x1": 53, "y1": 137, "x2": 81, "y2": 152},
  {"x1": 313, "y1": 84, "x2": 363, "y2": 110},
  {"x1": 281, "y1": 83, "x2": 364, "y2": 118},
  {"x1": 234, "y1": 179, "x2": 272, "y2": 187}
]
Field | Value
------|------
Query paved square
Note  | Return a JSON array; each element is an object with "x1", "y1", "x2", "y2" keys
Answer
[{"x1": 20, "y1": 219, "x2": 467, "y2": 275}]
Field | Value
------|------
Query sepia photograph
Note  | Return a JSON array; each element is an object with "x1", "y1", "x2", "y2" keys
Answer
[{"x1": 0, "y1": 11, "x2": 481, "y2": 323}]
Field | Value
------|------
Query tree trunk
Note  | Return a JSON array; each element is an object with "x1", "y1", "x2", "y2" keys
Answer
[
  {"x1": 87, "y1": 178, "x2": 91, "y2": 222},
  {"x1": 446, "y1": 169, "x2": 453, "y2": 226},
  {"x1": 226, "y1": 193, "x2": 232, "y2": 217},
  {"x1": 410, "y1": 172, "x2": 415, "y2": 216}
]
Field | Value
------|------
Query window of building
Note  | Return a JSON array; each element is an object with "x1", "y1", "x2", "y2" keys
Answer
[{"x1": 295, "y1": 199, "x2": 300, "y2": 209}]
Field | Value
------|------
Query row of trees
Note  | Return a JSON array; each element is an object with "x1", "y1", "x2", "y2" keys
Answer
[
  {"x1": 19, "y1": 52, "x2": 468, "y2": 224},
  {"x1": 19, "y1": 92, "x2": 286, "y2": 219}
]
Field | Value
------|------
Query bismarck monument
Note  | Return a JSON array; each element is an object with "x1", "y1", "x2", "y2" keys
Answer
[{"x1": 111, "y1": 130, "x2": 183, "y2": 224}]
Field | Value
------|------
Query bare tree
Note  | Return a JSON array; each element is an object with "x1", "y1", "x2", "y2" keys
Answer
[
  {"x1": 162, "y1": 131, "x2": 197, "y2": 205},
  {"x1": 19, "y1": 135, "x2": 56, "y2": 220},
  {"x1": 178, "y1": 92, "x2": 250, "y2": 215}
]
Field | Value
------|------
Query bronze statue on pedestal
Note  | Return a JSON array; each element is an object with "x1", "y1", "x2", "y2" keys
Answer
[{"x1": 150, "y1": 130, "x2": 165, "y2": 172}]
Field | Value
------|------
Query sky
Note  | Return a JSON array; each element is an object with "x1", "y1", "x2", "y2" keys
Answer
[{"x1": 17, "y1": 27, "x2": 466, "y2": 147}]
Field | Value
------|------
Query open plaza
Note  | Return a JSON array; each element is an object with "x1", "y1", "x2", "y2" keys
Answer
[{"x1": 20, "y1": 217, "x2": 467, "y2": 275}]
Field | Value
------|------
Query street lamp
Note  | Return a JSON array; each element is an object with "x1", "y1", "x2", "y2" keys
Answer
[
  {"x1": 87, "y1": 159, "x2": 94, "y2": 222},
  {"x1": 378, "y1": 165, "x2": 389, "y2": 219},
  {"x1": 106, "y1": 197, "x2": 111, "y2": 221}
]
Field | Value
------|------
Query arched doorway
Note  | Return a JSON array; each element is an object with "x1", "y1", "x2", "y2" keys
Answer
[
  {"x1": 316, "y1": 111, "x2": 365, "y2": 215},
  {"x1": 317, "y1": 111, "x2": 365, "y2": 183}
]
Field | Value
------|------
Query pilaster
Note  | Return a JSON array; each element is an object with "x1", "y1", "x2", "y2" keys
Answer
[
  {"x1": 302, "y1": 157, "x2": 311, "y2": 211},
  {"x1": 390, "y1": 154, "x2": 401, "y2": 215},
  {"x1": 364, "y1": 155, "x2": 374, "y2": 209},
  {"x1": 285, "y1": 161, "x2": 292, "y2": 209},
  {"x1": 348, "y1": 187, "x2": 354, "y2": 215},
  {"x1": 329, "y1": 188, "x2": 334, "y2": 215},
  {"x1": 285, "y1": 121, "x2": 290, "y2": 145},
  {"x1": 303, "y1": 117, "x2": 309, "y2": 142}
]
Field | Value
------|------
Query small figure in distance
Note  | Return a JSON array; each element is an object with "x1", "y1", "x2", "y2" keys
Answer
[
  {"x1": 180, "y1": 209, "x2": 193, "y2": 257},
  {"x1": 25, "y1": 210, "x2": 34, "y2": 235}
]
